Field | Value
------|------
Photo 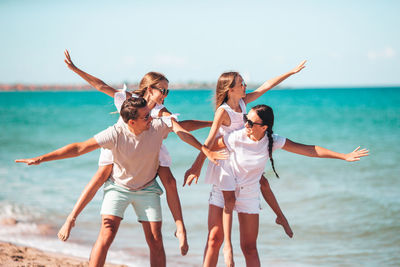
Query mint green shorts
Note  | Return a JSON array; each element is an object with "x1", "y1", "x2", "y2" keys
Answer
[{"x1": 100, "y1": 179, "x2": 163, "y2": 221}]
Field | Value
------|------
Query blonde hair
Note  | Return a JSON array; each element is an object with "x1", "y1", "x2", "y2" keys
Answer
[
  {"x1": 134, "y1": 72, "x2": 169, "y2": 97},
  {"x1": 215, "y1": 72, "x2": 239, "y2": 109}
]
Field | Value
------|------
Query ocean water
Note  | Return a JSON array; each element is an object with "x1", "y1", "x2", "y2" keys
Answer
[{"x1": 0, "y1": 88, "x2": 399, "y2": 266}]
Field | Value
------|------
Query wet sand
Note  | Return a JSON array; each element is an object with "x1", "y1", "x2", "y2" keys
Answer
[{"x1": 0, "y1": 241, "x2": 127, "y2": 267}]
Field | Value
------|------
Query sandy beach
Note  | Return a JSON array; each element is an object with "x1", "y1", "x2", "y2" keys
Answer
[{"x1": 0, "y1": 241, "x2": 127, "y2": 267}]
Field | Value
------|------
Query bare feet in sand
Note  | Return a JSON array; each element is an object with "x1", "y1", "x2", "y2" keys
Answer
[
  {"x1": 175, "y1": 229, "x2": 189, "y2": 256},
  {"x1": 223, "y1": 244, "x2": 235, "y2": 267},
  {"x1": 57, "y1": 217, "x2": 75, "y2": 242},
  {"x1": 276, "y1": 215, "x2": 293, "y2": 238}
]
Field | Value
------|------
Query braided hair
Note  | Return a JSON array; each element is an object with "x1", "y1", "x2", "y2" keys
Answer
[{"x1": 252, "y1": 104, "x2": 279, "y2": 178}]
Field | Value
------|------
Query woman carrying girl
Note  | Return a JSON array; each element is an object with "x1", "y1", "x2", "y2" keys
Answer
[
  {"x1": 56, "y1": 50, "x2": 215, "y2": 256},
  {"x1": 184, "y1": 62, "x2": 306, "y2": 266},
  {"x1": 205, "y1": 104, "x2": 368, "y2": 266}
]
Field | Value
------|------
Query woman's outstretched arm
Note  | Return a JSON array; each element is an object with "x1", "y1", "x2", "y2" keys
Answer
[
  {"x1": 15, "y1": 138, "x2": 100, "y2": 165},
  {"x1": 282, "y1": 139, "x2": 369, "y2": 161},
  {"x1": 64, "y1": 50, "x2": 128, "y2": 98},
  {"x1": 244, "y1": 60, "x2": 306, "y2": 104}
]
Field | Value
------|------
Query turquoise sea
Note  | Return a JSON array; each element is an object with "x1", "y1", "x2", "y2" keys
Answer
[{"x1": 1, "y1": 88, "x2": 399, "y2": 266}]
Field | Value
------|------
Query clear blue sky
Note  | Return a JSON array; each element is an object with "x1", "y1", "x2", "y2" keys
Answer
[{"x1": 1, "y1": 0, "x2": 399, "y2": 87}]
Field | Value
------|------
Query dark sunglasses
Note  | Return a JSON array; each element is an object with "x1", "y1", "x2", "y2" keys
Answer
[
  {"x1": 152, "y1": 86, "x2": 169, "y2": 96},
  {"x1": 243, "y1": 114, "x2": 264, "y2": 128}
]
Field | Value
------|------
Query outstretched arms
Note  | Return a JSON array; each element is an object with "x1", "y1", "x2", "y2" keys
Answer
[
  {"x1": 282, "y1": 139, "x2": 369, "y2": 161},
  {"x1": 64, "y1": 50, "x2": 128, "y2": 98},
  {"x1": 159, "y1": 107, "x2": 212, "y2": 132},
  {"x1": 15, "y1": 138, "x2": 100, "y2": 165},
  {"x1": 171, "y1": 119, "x2": 227, "y2": 166},
  {"x1": 178, "y1": 120, "x2": 213, "y2": 132},
  {"x1": 244, "y1": 60, "x2": 306, "y2": 104}
]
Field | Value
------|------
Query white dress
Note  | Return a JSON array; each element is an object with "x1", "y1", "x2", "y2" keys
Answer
[
  {"x1": 204, "y1": 99, "x2": 247, "y2": 190},
  {"x1": 98, "y1": 87, "x2": 177, "y2": 167}
]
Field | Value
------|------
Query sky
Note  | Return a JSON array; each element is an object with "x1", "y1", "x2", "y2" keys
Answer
[{"x1": 0, "y1": 0, "x2": 399, "y2": 87}]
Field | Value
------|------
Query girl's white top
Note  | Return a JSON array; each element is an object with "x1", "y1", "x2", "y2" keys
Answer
[
  {"x1": 98, "y1": 87, "x2": 177, "y2": 167},
  {"x1": 204, "y1": 99, "x2": 247, "y2": 189},
  {"x1": 223, "y1": 128, "x2": 286, "y2": 187}
]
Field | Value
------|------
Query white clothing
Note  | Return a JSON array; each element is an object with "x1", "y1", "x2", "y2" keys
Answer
[
  {"x1": 204, "y1": 99, "x2": 247, "y2": 188},
  {"x1": 98, "y1": 90, "x2": 175, "y2": 167},
  {"x1": 94, "y1": 118, "x2": 171, "y2": 191},
  {"x1": 223, "y1": 128, "x2": 286, "y2": 187},
  {"x1": 209, "y1": 184, "x2": 261, "y2": 214},
  {"x1": 208, "y1": 128, "x2": 286, "y2": 213}
]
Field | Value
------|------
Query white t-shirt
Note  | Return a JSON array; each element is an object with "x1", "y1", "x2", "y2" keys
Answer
[
  {"x1": 222, "y1": 128, "x2": 286, "y2": 188},
  {"x1": 94, "y1": 118, "x2": 172, "y2": 190}
]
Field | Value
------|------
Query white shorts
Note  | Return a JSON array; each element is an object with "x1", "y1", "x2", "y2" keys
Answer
[
  {"x1": 208, "y1": 183, "x2": 261, "y2": 214},
  {"x1": 98, "y1": 144, "x2": 171, "y2": 167}
]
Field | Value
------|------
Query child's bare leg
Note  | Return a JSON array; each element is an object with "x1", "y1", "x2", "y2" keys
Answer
[
  {"x1": 158, "y1": 166, "x2": 188, "y2": 256},
  {"x1": 58, "y1": 165, "x2": 112, "y2": 241},
  {"x1": 260, "y1": 175, "x2": 293, "y2": 238},
  {"x1": 222, "y1": 190, "x2": 235, "y2": 267}
]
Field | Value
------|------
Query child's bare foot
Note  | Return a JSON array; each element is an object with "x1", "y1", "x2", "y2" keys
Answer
[
  {"x1": 57, "y1": 217, "x2": 75, "y2": 242},
  {"x1": 276, "y1": 215, "x2": 293, "y2": 238},
  {"x1": 223, "y1": 244, "x2": 235, "y2": 267},
  {"x1": 175, "y1": 229, "x2": 189, "y2": 256}
]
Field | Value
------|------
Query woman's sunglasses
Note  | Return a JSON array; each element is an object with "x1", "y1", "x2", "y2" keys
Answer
[
  {"x1": 243, "y1": 114, "x2": 264, "y2": 128},
  {"x1": 152, "y1": 86, "x2": 169, "y2": 96}
]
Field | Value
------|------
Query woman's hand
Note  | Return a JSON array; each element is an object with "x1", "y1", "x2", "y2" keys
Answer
[
  {"x1": 201, "y1": 146, "x2": 228, "y2": 165},
  {"x1": 344, "y1": 146, "x2": 369, "y2": 162},
  {"x1": 291, "y1": 60, "x2": 307, "y2": 74},
  {"x1": 64, "y1": 49, "x2": 78, "y2": 71},
  {"x1": 15, "y1": 156, "x2": 42, "y2": 165}
]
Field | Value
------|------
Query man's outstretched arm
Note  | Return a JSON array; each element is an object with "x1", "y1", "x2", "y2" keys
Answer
[{"x1": 15, "y1": 138, "x2": 100, "y2": 165}]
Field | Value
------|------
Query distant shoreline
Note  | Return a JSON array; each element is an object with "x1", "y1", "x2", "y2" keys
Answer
[{"x1": 0, "y1": 83, "x2": 399, "y2": 92}]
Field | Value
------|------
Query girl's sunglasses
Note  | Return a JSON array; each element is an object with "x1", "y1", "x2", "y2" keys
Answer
[
  {"x1": 243, "y1": 114, "x2": 264, "y2": 128},
  {"x1": 152, "y1": 86, "x2": 169, "y2": 96}
]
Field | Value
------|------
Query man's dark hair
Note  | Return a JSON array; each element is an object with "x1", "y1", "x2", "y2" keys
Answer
[{"x1": 120, "y1": 97, "x2": 147, "y2": 123}]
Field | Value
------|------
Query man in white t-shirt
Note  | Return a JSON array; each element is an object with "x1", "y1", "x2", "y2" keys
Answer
[{"x1": 16, "y1": 97, "x2": 207, "y2": 267}]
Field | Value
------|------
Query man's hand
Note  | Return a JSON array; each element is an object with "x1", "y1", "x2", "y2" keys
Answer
[{"x1": 15, "y1": 156, "x2": 42, "y2": 165}]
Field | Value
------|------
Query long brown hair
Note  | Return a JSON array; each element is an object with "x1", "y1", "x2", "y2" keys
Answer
[
  {"x1": 133, "y1": 72, "x2": 169, "y2": 97},
  {"x1": 215, "y1": 72, "x2": 239, "y2": 109}
]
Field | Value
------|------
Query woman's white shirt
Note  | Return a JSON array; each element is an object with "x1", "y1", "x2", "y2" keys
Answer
[{"x1": 223, "y1": 128, "x2": 286, "y2": 187}]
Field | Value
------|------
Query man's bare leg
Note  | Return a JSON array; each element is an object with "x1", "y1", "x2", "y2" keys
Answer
[
  {"x1": 89, "y1": 215, "x2": 121, "y2": 267},
  {"x1": 141, "y1": 221, "x2": 166, "y2": 267}
]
